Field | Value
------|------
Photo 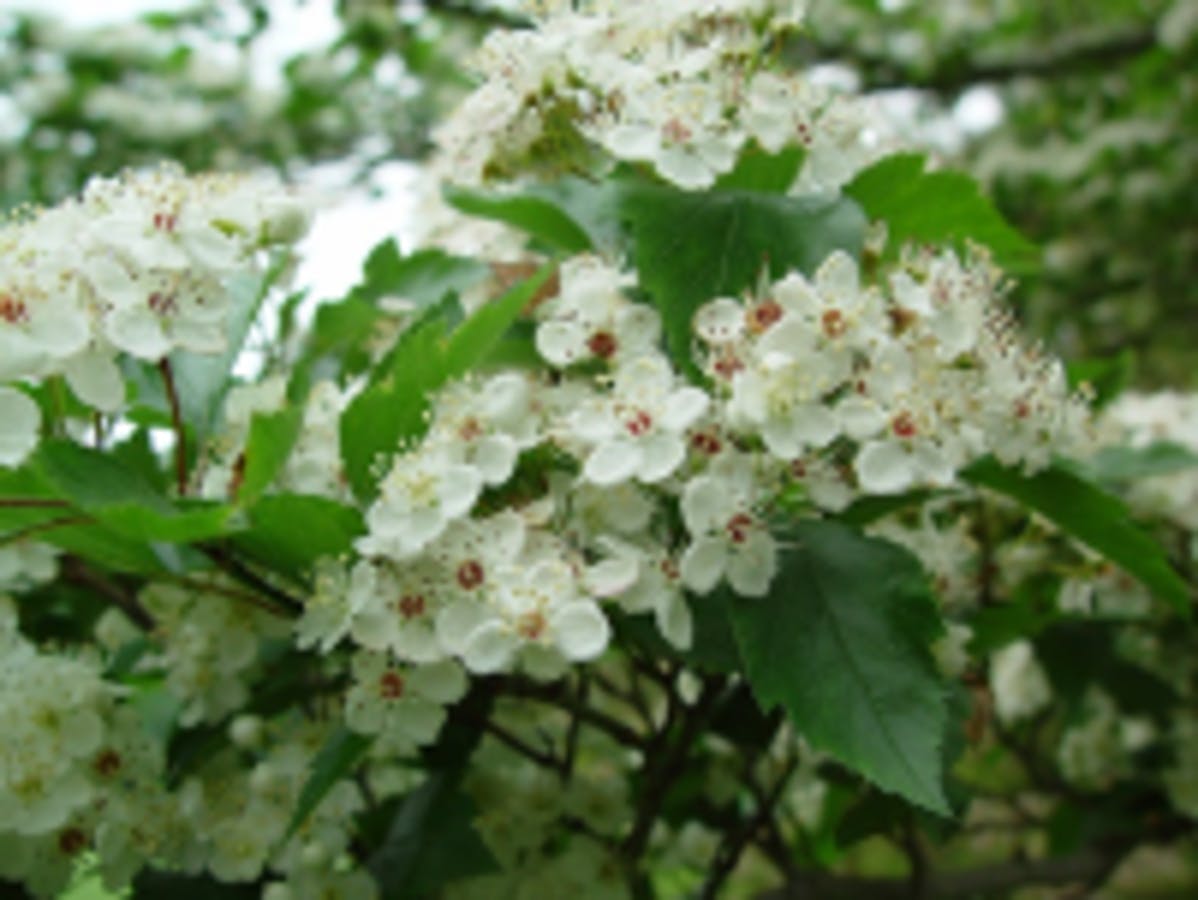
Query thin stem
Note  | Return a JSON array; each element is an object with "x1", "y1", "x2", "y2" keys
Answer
[
  {"x1": 61, "y1": 555, "x2": 156, "y2": 631},
  {"x1": 0, "y1": 498, "x2": 70, "y2": 509},
  {"x1": 502, "y1": 677, "x2": 646, "y2": 749},
  {"x1": 199, "y1": 545, "x2": 305, "y2": 616},
  {"x1": 0, "y1": 515, "x2": 92, "y2": 548},
  {"x1": 481, "y1": 718, "x2": 562, "y2": 773},
  {"x1": 157, "y1": 358, "x2": 188, "y2": 496}
]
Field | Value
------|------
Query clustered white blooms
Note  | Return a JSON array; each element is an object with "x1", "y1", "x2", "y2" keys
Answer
[
  {"x1": 0, "y1": 165, "x2": 309, "y2": 470},
  {"x1": 432, "y1": 0, "x2": 872, "y2": 192}
]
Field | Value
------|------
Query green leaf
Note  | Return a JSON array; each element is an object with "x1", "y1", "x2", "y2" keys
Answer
[
  {"x1": 621, "y1": 183, "x2": 866, "y2": 379},
  {"x1": 238, "y1": 407, "x2": 303, "y2": 504},
  {"x1": 727, "y1": 520, "x2": 950, "y2": 814},
  {"x1": 445, "y1": 185, "x2": 594, "y2": 253},
  {"x1": 353, "y1": 240, "x2": 489, "y2": 308},
  {"x1": 845, "y1": 153, "x2": 1039, "y2": 272},
  {"x1": 713, "y1": 143, "x2": 805, "y2": 192},
  {"x1": 340, "y1": 266, "x2": 554, "y2": 501},
  {"x1": 232, "y1": 494, "x2": 364, "y2": 578},
  {"x1": 1066, "y1": 349, "x2": 1135, "y2": 408},
  {"x1": 287, "y1": 726, "x2": 373, "y2": 839},
  {"x1": 963, "y1": 458, "x2": 1191, "y2": 615},
  {"x1": 367, "y1": 772, "x2": 497, "y2": 898},
  {"x1": 34, "y1": 441, "x2": 234, "y2": 543}
]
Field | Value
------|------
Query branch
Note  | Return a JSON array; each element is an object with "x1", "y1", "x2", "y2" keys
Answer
[
  {"x1": 502, "y1": 677, "x2": 646, "y2": 749},
  {"x1": 199, "y1": 545, "x2": 305, "y2": 617},
  {"x1": 806, "y1": 27, "x2": 1157, "y2": 94},
  {"x1": 61, "y1": 555, "x2": 156, "y2": 631},
  {"x1": 0, "y1": 514, "x2": 93, "y2": 548},
  {"x1": 0, "y1": 498, "x2": 70, "y2": 509}
]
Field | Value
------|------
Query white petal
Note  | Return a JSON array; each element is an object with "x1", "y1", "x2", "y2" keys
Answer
[
  {"x1": 694, "y1": 298, "x2": 745, "y2": 343},
  {"x1": 838, "y1": 395, "x2": 887, "y2": 440},
  {"x1": 105, "y1": 305, "x2": 171, "y2": 360},
  {"x1": 550, "y1": 601, "x2": 611, "y2": 661},
  {"x1": 584, "y1": 555, "x2": 640, "y2": 598},
  {"x1": 406, "y1": 659, "x2": 468, "y2": 704},
  {"x1": 655, "y1": 592, "x2": 693, "y2": 651},
  {"x1": 0, "y1": 330, "x2": 48, "y2": 381},
  {"x1": 435, "y1": 599, "x2": 490, "y2": 656},
  {"x1": 472, "y1": 434, "x2": 518, "y2": 485},
  {"x1": 63, "y1": 350, "x2": 125, "y2": 412},
  {"x1": 855, "y1": 440, "x2": 915, "y2": 495},
  {"x1": 728, "y1": 533, "x2": 777, "y2": 598},
  {"x1": 680, "y1": 537, "x2": 727, "y2": 594},
  {"x1": 656, "y1": 146, "x2": 715, "y2": 190},
  {"x1": 462, "y1": 621, "x2": 520, "y2": 674},
  {"x1": 637, "y1": 432, "x2": 686, "y2": 483},
  {"x1": 536, "y1": 319, "x2": 587, "y2": 366},
  {"x1": 661, "y1": 387, "x2": 710, "y2": 432},
  {"x1": 680, "y1": 476, "x2": 728, "y2": 534},
  {"x1": 584, "y1": 438, "x2": 642, "y2": 486},
  {"x1": 0, "y1": 387, "x2": 41, "y2": 467},
  {"x1": 396, "y1": 698, "x2": 446, "y2": 745},
  {"x1": 438, "y1": 465, "x2": 482, "y2": 518}
]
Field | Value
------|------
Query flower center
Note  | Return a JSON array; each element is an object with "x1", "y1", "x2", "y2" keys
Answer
[
  {"x1": 625, "y1": 409, "x2": 653, "y2": 437},
  {"x1": 457, "y1": 560, "x2": 485, "y2": 590},
  {"x1": 746, "y1": 299, "x2": 783, "y2": 333},
  {"x1": 378, "y1": 671, "x2": 405, "y2": 699},
  {"x1": 690, "y1": 430, "x2": 722, "y2": 455},
  {"x1": 725, "y1": 512, "x2": 755, "y2": 545},
  {"x1": 398, "y1": 593, "x2": 426, "y2": 620},
  {"x1": 662, "y1": 117, "x2": 692, "y2": 144},
  {"x1": 152, "y1": 211, "x2": 177, "y2": 232},
  {"x1": 57, "y1": 827, "x2": 87, "y2": 857},
  {"x1": 0, "y1": 294, "x2": 29, "y2": 325},
  {"x1": 891, "y1": 411, "x2": 918, "y2": 439},
  {"x1": 516, "y1": 610, "x2": 547, "y2": 640},
  {"x1": 93, "y1": 749, "x2": 122, "y2": 778},
  {"x1": 821, "y1": 308, "x2": 847, "y2": 339},
  {"x1": 148, "y1": 291, "x2": 178, "y2": 315},
  {"x1": 587, "y1": 330, "x2": 618, "y2": 359}
]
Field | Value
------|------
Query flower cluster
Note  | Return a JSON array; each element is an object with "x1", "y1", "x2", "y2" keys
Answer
[
  {"x1": 0, "y1": 166, "x2": 309, "y2": 468},
  {"x1": 433, "y1": 0, "x2": 873, "y2": 191}
]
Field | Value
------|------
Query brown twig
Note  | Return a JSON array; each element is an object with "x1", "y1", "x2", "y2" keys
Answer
[
  {"x1": 61, "y1": 555, "x2": 156, "y2": 631},
  {"x1": 0, "y1": 514, "x2": 93, "y2": 547},
  {"x1": 157, "y1": 358, "x2": 188, "y2": 496}
]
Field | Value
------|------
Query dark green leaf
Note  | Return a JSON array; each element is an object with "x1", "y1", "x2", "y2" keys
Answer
[
  {"x1": 445, "y1": 186, "x2": 594, "y2": 253},
  {"x1": 963, "y1": 458, "x2": 1191, "y2": 615},
  {"x1": 713, "y1": 143, "x2": 806, "y2": 192},
  {"x1": 727, "y1": 520, "x2": 950, "y2": 813},
  {"x1": 1066, "y1": 350, "x2": 1135, "y2": 408},
  {"x1": 845, "y1": 153, "x2": 1039, "y2": 272},
  {"x1": 131, "y1": 871, "x2": 259, "y2": 899},
  {"x1": 287, "y1": 726, "x2": 373, "y2": 838},
  {"x1": 232, "y1": 494, "x2": 364, "y2": 578},
  {"x1": 621, "y1": 183, "x2": 865, "y2": 379},
  {"x1": 368, "y1": 772, "x2": 497, "y2": 898}
]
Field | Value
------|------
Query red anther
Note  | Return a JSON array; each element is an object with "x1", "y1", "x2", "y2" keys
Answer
[
  {"x1": 378, "y1": 670, "x2": 405, "y2": 699},
  {"x1": 516, "y1": 610, "x2": 546, "y2": 640},
  {"x1": 821, "y1": 308, "x2": 847, "y2": 339},
  {"x1": 891, "y1": 411, "x2": 918, "y2": 439},
  {"x1": 457, "y1": 560, "x2": 485, "y2": 590},
  {"x1": 690, "y1": 430, "x2": 722, "y2": 455},
  {"x1": 746, "y1": 299, "x2": 783, "y2": 334},
  {"x1": 587, "y1": 330, "x2": 618, "y2": 359},
  {"x1": 625, "y1": 409, "x2": 653, "y2": 437},
  {"x1": 662, "y1": 117, "x2": 693, "y2": 144},
  {"x1": 398, "y1": 593, "x2": 426, "y2": 619},
  {"x1": 726, "y1": 512, "x2": 754, "y2": 544},
  {"x1": 0, "y1": 294, "x2": 29, "y2": 325}
]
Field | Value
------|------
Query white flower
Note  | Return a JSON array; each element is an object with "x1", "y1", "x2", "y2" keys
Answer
[
  {"x1": 357, "y1": 447, "x2": 483, "y2": 561},
  {"x1": 573, "y1": 354, "x2": 710, "y2": 485},
  {"x1": 679, "y1": 453, "x2": 777, "y2": 597},
  {"x1": 990, "y1": 641, "x2": 1051, "y2": 725},
  {"x1": 345, "y1": 653, "x2": 467, "y2": 746}
]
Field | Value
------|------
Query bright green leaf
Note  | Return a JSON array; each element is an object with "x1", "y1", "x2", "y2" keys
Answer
[
  {"x1": 845, "y1": 153, "x2": 1039, "y2": 272},
  {"x1": 726, "y1": 520, "x2": 950, "y2": 814},
  {"x1": 231, "y1": 494, "x2": 364, "y2": 578},
  {"x1": 713, "y1": 143, "x2": 805, "y2": 192},
  {"x1": 238, "y1": 407, "x2": 303, "y2": 504}
]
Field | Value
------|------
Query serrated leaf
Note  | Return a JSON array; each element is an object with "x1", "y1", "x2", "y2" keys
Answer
[
  {"x1": 845, "y1": 153, "x2": 1039, "y2": 272},
  {"x1": 963, "y1": 457, "x2": 1191, "y2": 615},
  {"x1": 340, "y1": 266, "x2": 553, "y2": 501},
  {"x1": 726, "y1": 520, "x2": 950, "y2": 814},
  {"x1": 287, "y1": 726, "x2": 373, "y2": 839},
  {"x1": 445, "y1": 185, "x2": 594, "y2": 253},
  {"x1": 354, "y1": 240, "x2": 489, "y2": 309},
  {"x1": 620, "y1": 183, "x2": 865, "y2": 379},
  {"x1": 368, "y1": 772, "x2": 497, "y2": 897},
  {"x1": 231, "y1": 494, "x2": 364, "y2": 578},
  {"x1": 238, "y1": 407, "x2": 303, "y2": 504}
]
